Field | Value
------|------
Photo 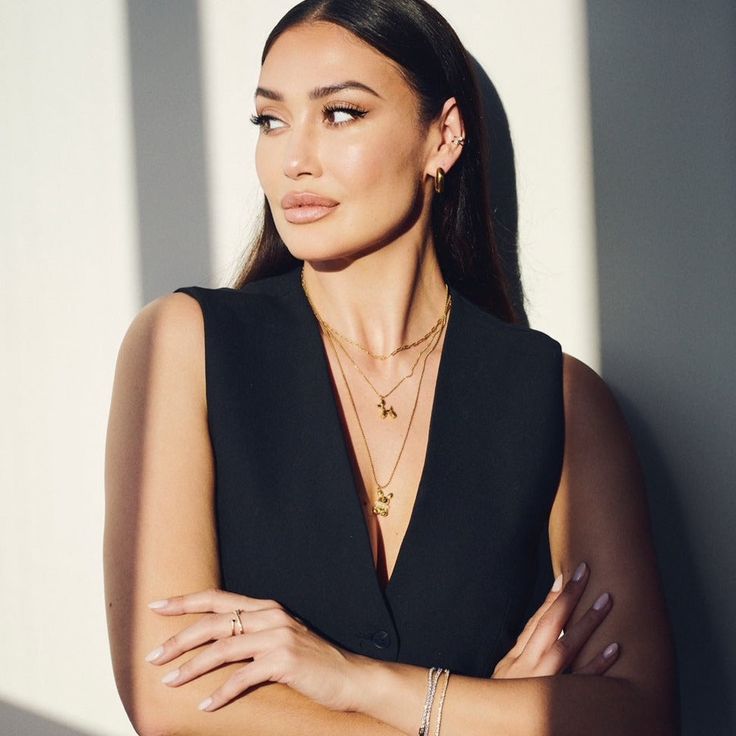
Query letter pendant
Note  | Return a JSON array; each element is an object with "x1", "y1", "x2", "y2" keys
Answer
[
  {"x1": 372, "y1": 488, "x2": 394, "y2": 516},
  {"x1": 377, "y1": 397, "x2": 397, "y2": 419}
]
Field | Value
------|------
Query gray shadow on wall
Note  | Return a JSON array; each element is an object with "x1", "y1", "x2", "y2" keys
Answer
[
  {"x1": 0, "y1": 699, "x2": 101, "y2": 736},
  {"x1": 586, "y1": 1, "x2": 736, "y2": 734},
  {"x1": 126, "y1": 0, "x2": 213, "y2": 304}
]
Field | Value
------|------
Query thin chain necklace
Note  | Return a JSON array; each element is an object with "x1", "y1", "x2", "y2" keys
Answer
[
  {"x1": 328, "y1": 301, "x2": 451, "y2": 420},
  {"x1": 301, "y1": 265, "x2": 449, "y2": 360},
  {"x1": 323, "y1": 307, "x2": 448, "y2": 517}
]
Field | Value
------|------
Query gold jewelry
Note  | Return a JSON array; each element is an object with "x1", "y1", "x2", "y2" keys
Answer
[
  {"x1": 233, "y1": 609, "x2": 244, "y2": 635},
  {"x1": 452, "y1": 135, "x2": 465, "y2": 146},
  {"x1": 434, "y1": 167, "x2": 445, "y2": 194},
  {"x1": 328, "y1": 303, "x2": 450, "y2": 420},
  {"x1": 324, "y1": 306, "x2": 448, "y2": 517},
  {"x1": 301, "y1": 265, "x2": 448, "y2": 361}
]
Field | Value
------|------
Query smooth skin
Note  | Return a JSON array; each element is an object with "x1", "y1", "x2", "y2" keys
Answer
[
  {"x1": 142, "y1": 560, "x2": 616, "y2": 712},
  {"x1": 104, "y1": 19, "x2": 677, "y2": 736}
]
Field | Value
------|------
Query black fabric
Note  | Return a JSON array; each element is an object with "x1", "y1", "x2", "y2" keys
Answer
[{"x1": 173, "y1": 265, "x2": 564, "y2": 678}]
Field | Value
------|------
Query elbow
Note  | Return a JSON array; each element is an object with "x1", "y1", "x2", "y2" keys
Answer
[
  {"x1": 118, "y1": 689, "x2": 180, "y2": 736},
  {"x1": 129, "y1": 709, "x2": 180, "y2": 736}
]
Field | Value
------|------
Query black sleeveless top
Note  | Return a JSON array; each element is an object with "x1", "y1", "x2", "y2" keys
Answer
[{"x1": 173, "y1": 265, "x2": 564, "y2": 678}]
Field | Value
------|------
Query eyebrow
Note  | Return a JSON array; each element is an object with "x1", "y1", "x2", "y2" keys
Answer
[{"x1": 254, "y1": 80, "x2": 383, "y2": 101}]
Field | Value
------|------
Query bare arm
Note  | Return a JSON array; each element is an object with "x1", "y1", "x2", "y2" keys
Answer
[
  {"x1": 343, "y1": 352, "x2": 679, "y2": 735},
  {"x1": 103, "y1": 292, "x2": 405, "y2": 736}
]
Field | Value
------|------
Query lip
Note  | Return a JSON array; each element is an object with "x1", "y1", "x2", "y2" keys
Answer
[
  {"x1": 283, "y1": 204, "x2": 338, "y2": 224},
  {"x1": 281, "y1": 191, "x2": 339, "y2": 209},
  {"x1": 281, "y1": 191, "x2": 339, "y2": 224}
]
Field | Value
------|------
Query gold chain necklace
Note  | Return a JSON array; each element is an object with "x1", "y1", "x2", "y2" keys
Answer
[
  {"x1": 301, "y1": 265, "x2": 449, "y2": 360},
  {"x1": 328, "y1": 301, "x2": 451, "y2": 420},
  {"x1": 323, "y1": 308, "x2": 448, "y2": 517}
]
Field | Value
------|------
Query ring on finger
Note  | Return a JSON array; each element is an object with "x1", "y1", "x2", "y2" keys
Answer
[{"x1": 233, "y1": 608, "x2": 245, "y2": 636}]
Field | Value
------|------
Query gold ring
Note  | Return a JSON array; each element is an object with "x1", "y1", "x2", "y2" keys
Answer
[{"x1": 233, "y1": 608, "x2": 245, "y2": 635}]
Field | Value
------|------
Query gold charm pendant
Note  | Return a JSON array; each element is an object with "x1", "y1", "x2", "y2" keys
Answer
[
  {"x1": 377, "y1": 397, "x2": 397, "y2": 419},
  {"x1": 372, "y1": 488, "x2": 394, "y2": 516}
]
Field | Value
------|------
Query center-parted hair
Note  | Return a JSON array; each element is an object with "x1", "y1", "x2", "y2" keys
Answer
[{"x1": 232, "y1": 0, "x2": 518, "y2": 323}]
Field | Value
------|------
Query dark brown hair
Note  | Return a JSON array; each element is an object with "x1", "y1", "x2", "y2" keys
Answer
[{"x1": 230, "y1": 0, "x2": 518, "y2": 323}]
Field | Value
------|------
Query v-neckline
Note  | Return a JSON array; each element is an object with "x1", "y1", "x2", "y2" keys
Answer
[{"x1": 292, "y1": 270, "x2": 460, "y2": 600}]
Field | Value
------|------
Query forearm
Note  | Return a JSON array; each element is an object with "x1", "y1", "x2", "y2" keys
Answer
[
  {"x1": 352, "y1": 656, "x2": 676, "y2": 736},
  {"x1": 137, "y1": 671, "x2": 405, "y2": 736}
]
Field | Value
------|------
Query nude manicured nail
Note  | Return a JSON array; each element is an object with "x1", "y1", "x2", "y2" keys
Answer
[
  {"x1": 148, "y1": 599, "x2": 169, "y2": 609},
  {"x1": 603, "y1": 642, "x2": 619, "y2": 659},
  {"x1": 145, "y1": 646, "x2": 164, "y2": 662},
  {"x1": 573, "y1": 562, "x2": 587, "y2": 582},
  {"x1": 593, "y1": 592, "x2": 610, "y2": 610},
  {"x1": 551, "y1": 574, "x2": 563, "y2": 592},
  {"x1": 161, "y1": 669, "x2": 180, "y2": 685}
]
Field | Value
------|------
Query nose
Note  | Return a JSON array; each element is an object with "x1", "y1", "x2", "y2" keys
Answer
[{"x1": 282, "y1": 122, "x2": 322, "y2": 180}]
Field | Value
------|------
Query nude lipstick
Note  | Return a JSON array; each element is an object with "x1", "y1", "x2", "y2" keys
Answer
[{"x1": 281, "y1": 191, "x2": 339, "y2": 224}]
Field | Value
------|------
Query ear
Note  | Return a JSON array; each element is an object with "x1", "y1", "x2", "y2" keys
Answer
[{"x1": 423, "y1": 97, "x2": 466, "y2": 180}]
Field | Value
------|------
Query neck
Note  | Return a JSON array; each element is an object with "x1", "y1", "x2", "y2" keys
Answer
[{"x1": 301, "y1": 235, "x2": 447, "y2": 358}]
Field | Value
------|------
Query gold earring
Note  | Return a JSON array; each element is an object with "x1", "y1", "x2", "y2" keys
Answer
[{"x1": 434, "y1": 167, "x2": 445, "y2": 194}]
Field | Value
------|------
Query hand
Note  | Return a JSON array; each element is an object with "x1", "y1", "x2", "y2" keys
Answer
[
  {"x1": 145, "y1": 588, "x2": 362, "y2": 713},
  {"x1": 492, "y1": 561, "x2": 620, "y2": 678}
]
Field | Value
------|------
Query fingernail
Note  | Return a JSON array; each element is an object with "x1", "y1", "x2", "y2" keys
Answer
[
  {"x1": 603, "y1": 642, "x2": 619, "y2": 659},
  {"x1": 593, "y1": 592, "x2": 610, "y2": 610},
  {"x1": 161, "y1": 669, "x2": 180, "y2": 685},
  {"x1": 198, "y1": 697, "x2": 213, "y2": 711},
  {"x1": 551, "y1": 574, "x2": 563, "y2": 592},
  {"x1": 145, "y1": 646, "x2": 164, "y2": 662},
  {"x1": 573, "y1": 562, "x2": 587, "y2": 582},
  {"x1": 148, "y1": 599, "x2": 168, "y2": 609}
]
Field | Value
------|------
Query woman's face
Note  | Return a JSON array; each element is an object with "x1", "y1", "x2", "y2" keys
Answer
[{"x1": 253, "y1": 22, "x2": 435, "y2": 264}]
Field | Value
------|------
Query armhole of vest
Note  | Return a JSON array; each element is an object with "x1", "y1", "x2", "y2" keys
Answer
[
  {"x1": 172, "y1": 287, "x2": 211, "y2": 426},
  {"x1": 552, "y1": 339, "x2": 566, "y2": 510}
]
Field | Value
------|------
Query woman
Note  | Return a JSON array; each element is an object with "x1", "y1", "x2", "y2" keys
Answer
[{"x1": 104, "y1": 1, "x2": 678, "y2": 734}]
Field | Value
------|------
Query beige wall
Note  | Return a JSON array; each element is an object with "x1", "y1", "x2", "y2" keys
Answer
[{"x1": 0, "y1": 1, "x2": 597, "y2": 734}]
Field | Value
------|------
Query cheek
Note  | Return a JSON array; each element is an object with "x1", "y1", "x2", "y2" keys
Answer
[{"x1": 331, "y1": 140, "x2": 419, "y2": 208}]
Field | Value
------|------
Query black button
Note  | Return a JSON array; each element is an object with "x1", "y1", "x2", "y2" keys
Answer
[{"x1": 371, "y1": 630, "x2": 391, "y2": 649}]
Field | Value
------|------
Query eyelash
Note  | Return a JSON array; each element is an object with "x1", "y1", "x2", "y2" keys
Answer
[{"x1": 249, "y1": 103, "x2": 368, "y2": 134}]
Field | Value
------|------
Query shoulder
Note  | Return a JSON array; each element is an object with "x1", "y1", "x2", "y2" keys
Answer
[
  {"x1": 452, "y1": 289, "x2": 563, "y2": 362},
  {"x1": 113, "y1": 291, "x2": 209, "y2": 418},
  {"x1": 560, "y1": 352, "x2": 630, "y2": 442},
  {"x1": 167, "y1": 268, "x2": 302, "y2": 324},
  {"x1": 120, "y1": 291, "x2": 204, "y2": 367}
]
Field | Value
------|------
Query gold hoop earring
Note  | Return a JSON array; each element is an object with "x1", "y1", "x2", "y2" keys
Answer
[{"x1": 434, "y1": 167, "x2": 445, "y2": 194}]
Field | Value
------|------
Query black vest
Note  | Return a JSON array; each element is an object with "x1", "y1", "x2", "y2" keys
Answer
[{"x1": 174, "y1": 266, "x2": 564, "y2": 678}]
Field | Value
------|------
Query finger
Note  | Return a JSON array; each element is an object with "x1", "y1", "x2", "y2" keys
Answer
[
  {"x1": 148, "y1": 588, "x2": 283, "y2": 616},
  {"x1": 198, "y1": 654, "x2": 279, "y2": 712},
  {"x1": 160, "y1": 626, "x2": 293, "y2": 688},
  {"x1": 521, "y1": 561, "x2": 590, "y2": 664},
  {"x1": 507, "y1": 573, "x2": 565, "y2": 657},
  {"x1": 572, "y1": 642, "x2": 620, "y2": 675},
  {"x1": 146, "y1": 611, "x2": 241, "y2": 666},
  {"x1": 148, "y1": 607, "x2": 301, "y2": 666},
  {"x1": 540, "y1": 590, "x2": 614, "y2": 675}
]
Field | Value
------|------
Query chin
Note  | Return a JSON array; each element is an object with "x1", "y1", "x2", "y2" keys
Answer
[{"x1": 279, "y1": 233, "x2": 371, "y2": 266}]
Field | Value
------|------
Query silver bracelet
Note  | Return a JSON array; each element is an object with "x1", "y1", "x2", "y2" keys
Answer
[
  {"x1": 418, "y1": 666, "x2": 443, "y2": 735},
  {"x1": 433, "y1": 669, "x2": 451, "y2": 736}
]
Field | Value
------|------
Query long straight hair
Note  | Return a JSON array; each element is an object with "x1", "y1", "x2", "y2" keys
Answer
[{"x1": 231, "y1": 0, "x2": 518, "y2": 323}]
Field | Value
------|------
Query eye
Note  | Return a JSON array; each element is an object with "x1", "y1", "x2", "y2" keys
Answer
[
  {"x1": 323, "y1": 103, "x2": 368, "y2": 127},
  {"x1": 249, "y1": 113, "x2": 286, "y2": 134},
  {"x1": 249, "y1": 104, "x2": 369, "y2": 135}
]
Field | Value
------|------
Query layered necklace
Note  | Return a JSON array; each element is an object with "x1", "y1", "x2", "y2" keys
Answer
[{"x1": 301, "y1": 266, "x2": 452, "y2": 517}]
